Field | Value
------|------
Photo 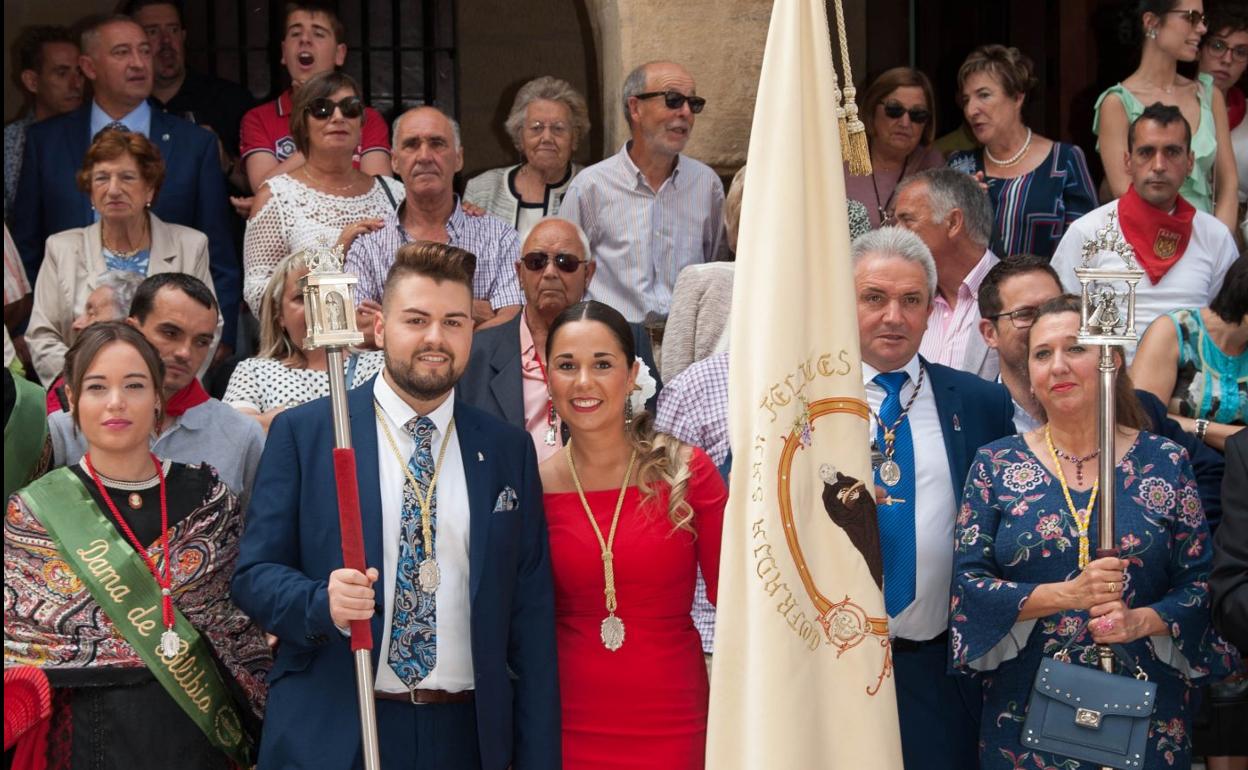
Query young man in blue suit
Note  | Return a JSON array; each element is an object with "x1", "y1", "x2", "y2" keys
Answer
[
  {"x1": 852, "y1": 227, "x2": 1016, "y2": 770},
  {"x1": 11, "y1": 15, "x2": 240, "y2": 349},
  {"x1": 232, "y1": 242, "x2": 560, "y2": 769}
]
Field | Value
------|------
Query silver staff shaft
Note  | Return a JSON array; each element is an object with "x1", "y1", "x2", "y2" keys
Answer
[
  {"x1": 325, "y1": 347, "x2": 381, "y2": 770},
  {"x1": 1096, "y1": 344, "x2": 1118, "y2": 770}
]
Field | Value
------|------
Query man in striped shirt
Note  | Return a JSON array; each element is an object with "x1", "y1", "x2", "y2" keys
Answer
[
  {"x1": 559, "y1": 61, "x2": 724, "y2": 324},
  {"x1": 895, "y1": 168, "x2": 1000, "y2": 380}
]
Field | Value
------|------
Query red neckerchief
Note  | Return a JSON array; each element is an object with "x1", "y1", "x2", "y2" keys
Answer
[
  {"x1": 163, "y1": 378, "x2": 210, "y2": 418},
  {"x1": 1117, "y1": 186, "x2": 1196, "y2": 285},
  {"x1": 1228, "y1": 87, "x2": 1245, "y2": 131}
]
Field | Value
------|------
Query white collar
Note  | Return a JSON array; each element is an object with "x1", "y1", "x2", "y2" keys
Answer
[
  {"x1": 862, "y1": 354, "x2": 922, "y2": 387},
  {"x1": 372, "y1": 373, "x2": 456, "y2": 437}
]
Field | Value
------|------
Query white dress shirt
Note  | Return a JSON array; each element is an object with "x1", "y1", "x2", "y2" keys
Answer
[
  {"x1": 372, "y1": 376, "x2": 474, "y2": 693},
  {"x1": 863, "y1": 355, "x2": 958, "y2": 642}
]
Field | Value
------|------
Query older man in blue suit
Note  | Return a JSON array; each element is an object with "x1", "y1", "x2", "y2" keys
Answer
[
  {"x1": 11, "y1": 15, "x2": 240, "y2": 348},
  {"x1": 233, "y1": 241, "x2": 559, "y2": 769},
  {"x1": 852, "y1": 227, "x2": 1016, "y2": 770}
]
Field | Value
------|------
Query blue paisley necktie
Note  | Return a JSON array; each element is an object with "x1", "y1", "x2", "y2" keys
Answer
[
  {"x1": 388, "y1": 415, "x2": 437, "y2": 688},
  {"x1": 874, "y1": 370, "x2": 917, "y2": 616}
]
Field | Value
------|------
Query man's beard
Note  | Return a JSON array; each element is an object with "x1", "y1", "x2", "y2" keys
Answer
[{"x1": 385, "y1": 345, "x2": 461, "y2": 402}]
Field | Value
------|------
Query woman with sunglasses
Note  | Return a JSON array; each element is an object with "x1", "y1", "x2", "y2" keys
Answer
[
  {"x1": 948, "y1": 45, "x2": 1097, "y2": 260},
  {"x1": 846, "y1": 67, "x2": 945, "y2": 229},
  {"x1": 242, "y1": 71, "x2": 404, "y2": 311},
  {"x1": 1095, "y1": 1, "x2": 1239, "y2": 232},
  {"x1": 1196, "y1": 4, "x2": 1248, "y2": 245}
]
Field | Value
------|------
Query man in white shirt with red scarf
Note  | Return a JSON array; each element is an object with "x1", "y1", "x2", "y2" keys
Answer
[{"x1": 1051, "y1": 103, "x2": 1237, "y2": 361}]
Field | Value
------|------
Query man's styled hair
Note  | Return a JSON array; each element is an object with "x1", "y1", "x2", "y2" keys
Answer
[
  {"x1": 978, "y1": 255, "x2": 1061, "y2": 318},
  {"x1": 120, "y1": 0, "x2": 185, "y2": 22},
  {"x1": 129, "y1": 273, "x2": 218, "y2": 323},
  {"x1": 283, "y1": 2, "x2": 346, "y2": 44},
  {"x1": 382, "y1": 242, "x2": 477, "y2": 309},
  {"x1": 78, "y1": 14, "x2": 142, "y2": 57},
  {"x1": 1128, "y1": 102, "x2": 1192, "y2": 152},
  {"x1": 851, "y1": 226, "x2": 938, "y2": 299},
  {"x1": 899, "y1": 167, "x2": 994, "y2": 246}
]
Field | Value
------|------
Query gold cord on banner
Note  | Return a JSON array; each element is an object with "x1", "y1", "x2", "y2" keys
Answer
[{"x1": 831, "y1": 0, "x2": 871, "y2": 175}]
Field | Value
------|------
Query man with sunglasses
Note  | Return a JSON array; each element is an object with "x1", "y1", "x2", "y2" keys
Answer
[
  {"x1": 976, "y1": 256, "x2": 1224, "y2": 520},
  {"x1": 238, "y1": 3, "x2": 391, "y2": 197},
  {"x1": 559, "y1": 61, "x2": 724, "y2": 324},
  {"x1": 458, "y1": 216, "x2": 660, "y2": 459}
]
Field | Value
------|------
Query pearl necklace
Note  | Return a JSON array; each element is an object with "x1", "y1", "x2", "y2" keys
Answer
[{"x1": 985, "y1": 128, "x2": 1033, "y2": 168}]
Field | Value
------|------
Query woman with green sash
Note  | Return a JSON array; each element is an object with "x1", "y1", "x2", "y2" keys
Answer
[{"x1": 4, "y1": 322, "x2": 269, "y2": 768}]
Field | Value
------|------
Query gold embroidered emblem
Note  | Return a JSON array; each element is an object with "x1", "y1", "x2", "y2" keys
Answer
[{"x1": 1154, "y1": 228, "x2": 1181, "y2": 260}]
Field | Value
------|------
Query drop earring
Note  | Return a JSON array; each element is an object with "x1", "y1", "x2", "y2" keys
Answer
[
  {"x1": 1146, "y1": 27, "x2": 1158, "y2": 39},
  {"x1": 624, "y1": 398, "x2": 634, "y2": 426}
]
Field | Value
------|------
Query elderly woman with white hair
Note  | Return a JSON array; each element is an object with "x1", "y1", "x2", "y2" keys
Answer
[{"x1": 464, "y1": 75, "x2": 591, "y2": 242}]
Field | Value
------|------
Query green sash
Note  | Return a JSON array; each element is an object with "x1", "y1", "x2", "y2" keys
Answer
[
  {"x1": 3, "y1": 373, "x2": 48, "y2": 501},
  {"x1": 19, "y1": 468, "x2": 252, "y2": 766}
]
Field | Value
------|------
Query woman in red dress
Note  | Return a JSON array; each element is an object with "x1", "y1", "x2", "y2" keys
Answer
[{"x1": 539, "y1": 300, "x2": 727, "y2": 769}]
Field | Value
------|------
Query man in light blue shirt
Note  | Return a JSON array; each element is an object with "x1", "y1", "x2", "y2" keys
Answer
[{"x1": 559, "y1": 61, "x2": 723, "y2": 324}]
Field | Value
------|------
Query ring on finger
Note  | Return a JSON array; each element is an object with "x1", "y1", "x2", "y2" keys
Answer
[{"x1": 1107, "y1": 581, "x2": 1119, "y2": 593}]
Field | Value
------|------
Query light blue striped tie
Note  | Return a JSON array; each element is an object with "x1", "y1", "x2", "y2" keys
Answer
[{"x1": 874, "y1": 371, "x2": 916, "y2": 616}]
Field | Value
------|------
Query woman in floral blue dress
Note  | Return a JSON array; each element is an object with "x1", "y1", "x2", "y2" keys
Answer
[{"x1": 950, "y1": 296, "x2": 1236, "y2": 770}]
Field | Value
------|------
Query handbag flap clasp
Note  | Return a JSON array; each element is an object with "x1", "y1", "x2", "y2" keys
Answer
[{"x1": 1074, "y1": 707, "x2": 1102, "y2": 729}]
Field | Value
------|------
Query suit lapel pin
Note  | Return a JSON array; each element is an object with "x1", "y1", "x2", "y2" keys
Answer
[
  {"x1": 952, "y1": 414, "x2": 962, "y2": 432},
  {"x1": 477, "y1": 451, "x2": 484, "y2": 462}
]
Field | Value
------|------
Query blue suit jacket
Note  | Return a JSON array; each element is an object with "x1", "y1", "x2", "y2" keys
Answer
[
  {"x1": 458, "y1": 313, "x2": 662, "y2": 428},
  {"x1": 924, "y1": 360, "x2": 1017, "y2": 504},
  {"x1": 12, "y1": 103, "x2": 240, "y2": 345},
  {"x1": 231, "y1": 380, "x2": 560, "y2": 769}
]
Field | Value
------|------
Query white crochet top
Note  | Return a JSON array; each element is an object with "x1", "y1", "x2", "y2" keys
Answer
[{"x1": 242, "y1": 174, "x2": 404, "y2": 310}]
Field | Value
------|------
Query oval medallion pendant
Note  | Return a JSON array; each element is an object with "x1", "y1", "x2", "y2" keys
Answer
[
  {"x1": 159, "y1": 629, "x2": 180, "y2": 659},
  {"x1": 418, "y1": 559, "x2": 440, "y2": 594},
  {"x1": 879, "y1": 459, "x2": 902, "y2": 487},
  {"x1": 127, "y1": 492, "x2": 144, "y2": 510},
  {"x1": 600, "y1": 614, "x2": 625, "y2": 651}
]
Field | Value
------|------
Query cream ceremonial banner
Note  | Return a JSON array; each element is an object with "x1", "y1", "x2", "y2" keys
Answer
[{"x1": 705, "y1": 0, "x2": 904, "y2": 766}]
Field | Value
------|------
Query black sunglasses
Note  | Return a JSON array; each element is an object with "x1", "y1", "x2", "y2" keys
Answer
[
  {"x1": 521, "y1": 251, "x2": 587, "y2": 273},
  {"x1": 634, "y1": 91, "x2": 707, "y2": 114},
  {"x1": 1165, "y1": 9, "x2": 1206, "y2": 27},
  {"x1": 987, "y1": 306, "x2": 1040, "y2": 329},
  {"x1": 882, "y1": 101, "x2": 931, "y2": 124},
  {"x1": 306, "y1": 96, "x2": 364, "y2": 120}
]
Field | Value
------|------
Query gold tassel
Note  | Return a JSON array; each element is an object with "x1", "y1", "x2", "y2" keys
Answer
[
  {"x1": 831, "y1": 0, "x2": 872, "y2": 175},
  {"x1": 832, "y1": 81, "x2": 850, "y2": 160}
]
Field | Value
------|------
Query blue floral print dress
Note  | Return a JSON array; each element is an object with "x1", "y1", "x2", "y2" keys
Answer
[{"x1": 950, "y1": 432, "x2": 1237, "y2": 770}]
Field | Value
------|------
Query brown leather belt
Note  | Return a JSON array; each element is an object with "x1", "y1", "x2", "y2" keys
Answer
[{"x1": 375, "y1": 688, "x2": 474, "y2": 705}]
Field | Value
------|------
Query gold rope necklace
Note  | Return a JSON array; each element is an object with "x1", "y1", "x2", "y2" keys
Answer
[
  {"x1": 565, "y1": 438, "x2": 637, "y2": 652},
  {"x1": 1044, "y1": 425, "x2": 1099, "y2": 569},
  {"x1": 375, "y1": 401, "x2": 456, "y2": 593}
]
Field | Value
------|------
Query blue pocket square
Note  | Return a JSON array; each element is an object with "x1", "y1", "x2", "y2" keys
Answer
[{"x1": 493, "y1": 486, "x2": 519, "y2": 512}]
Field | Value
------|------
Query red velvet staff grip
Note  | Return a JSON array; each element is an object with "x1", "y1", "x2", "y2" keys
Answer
[
  {"x1": 1095, "y1": 547, "x2": 1121, "y2": 559},
  {"x1": 333, "y1": 448, "x2": 373, "y2": 651}
]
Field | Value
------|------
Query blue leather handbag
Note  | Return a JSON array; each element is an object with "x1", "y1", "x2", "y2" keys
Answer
[{"x1": 1022, "y1": 645, "x2": 1157, "y2": 770}]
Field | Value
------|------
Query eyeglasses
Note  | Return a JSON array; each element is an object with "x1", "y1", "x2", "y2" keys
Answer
[
  {"x1": 987, "y1": 306, "x2": 1040, "y2": 329},
  {"x1": 306, "y1": 96, "x2": 364, "y2": 120},
  {"x1": 524, "y1": 121, "x2": 570, "y2": 138},
  {"x1": 1205, "y1": 37, "x2": 1248, "y2": 63},
  {"x1": 633, "y1": 91, "x2": 707, "y2": 114},
  {"x1": 521, "y1": 251, "x2": 587, "y2": 273},
  {"x1": 1165, "y1": 9, "x2": 1206, "y2": 27},
  {"x1": 882, "y1": 100, "x2": 931, "y2": 124}
]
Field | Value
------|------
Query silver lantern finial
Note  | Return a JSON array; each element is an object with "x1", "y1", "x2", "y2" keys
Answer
[
  {"x1": 297, "y1": 245, "x2": 365, "y2": 350},
  {"x1": 1074, "y1": 210, "x2": 1145, "y2": 346}
]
